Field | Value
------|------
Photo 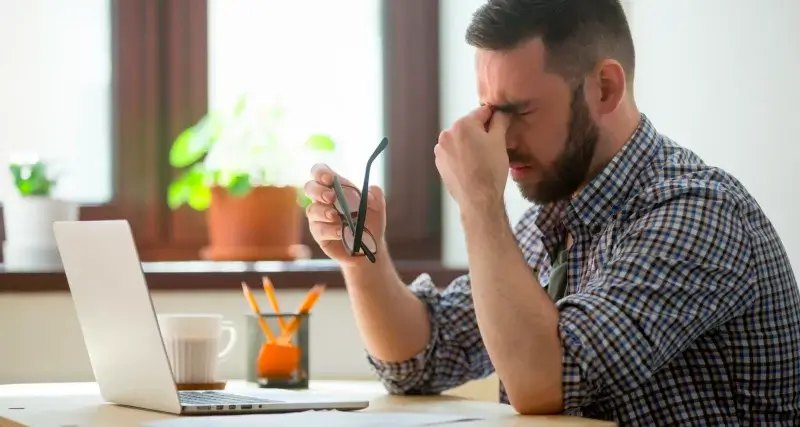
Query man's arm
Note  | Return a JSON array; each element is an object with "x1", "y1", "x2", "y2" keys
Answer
[
  {"x1": 460, "y1": 202, "x2": 563, "y2": 414},
  {"x1": 349, "y1": 248, "x2": 494, "y2": 394},
  {"x1": 460, "y1": 189, "x2": 758, "y2": 415},
  {"x1": 341, "y1": 245, "x2": 432, "y2": 364}
]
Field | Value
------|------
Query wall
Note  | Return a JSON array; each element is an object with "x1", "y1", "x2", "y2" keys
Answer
[
  {"x1": 441, "y1": 0, "x2": 799, "y2": 275},
  {"x1": 628, "y1": 0, "x2": 800, "y2": 271},
  {"x1": 0, "y1": 290, "x2": 375, "y2": 384},
  {"x1": 0, "y1": 288, "x2": 498, "y2": 399}
]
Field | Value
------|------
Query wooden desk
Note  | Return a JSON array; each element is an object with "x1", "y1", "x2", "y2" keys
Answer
[{"x1": 0, "y1": 381, "x2": 614, "y2": 426}]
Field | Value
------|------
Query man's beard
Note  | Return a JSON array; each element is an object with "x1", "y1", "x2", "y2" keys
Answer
[{"x1": 510, "y1": 83, "x2": 600, "y2": 205}]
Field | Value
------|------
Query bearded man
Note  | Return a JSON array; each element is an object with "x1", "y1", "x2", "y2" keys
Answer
[{"x1": 302, "y1": 0, "x2": 800, "y2": 424}]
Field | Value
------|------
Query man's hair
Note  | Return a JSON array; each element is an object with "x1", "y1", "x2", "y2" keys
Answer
[{"x1": 466, "y1": 0, "x2": 635, "y2": 84}]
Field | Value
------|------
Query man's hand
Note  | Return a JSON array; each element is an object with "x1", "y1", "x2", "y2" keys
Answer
[
  {"x1": 434, "y1": 105, "x2": 511, "y2": 211},
  {"x1": 303, "y1": 163, "x2": 387, "y2": 267}
]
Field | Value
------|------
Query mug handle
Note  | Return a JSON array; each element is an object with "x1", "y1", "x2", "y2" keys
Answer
[{"x1": 218, "y1": 320, "x2": 237, "y2": 359}]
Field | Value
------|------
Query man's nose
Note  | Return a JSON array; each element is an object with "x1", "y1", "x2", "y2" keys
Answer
[{"x1": 505, "y1": 127, "x2": 521, "y2": 150}]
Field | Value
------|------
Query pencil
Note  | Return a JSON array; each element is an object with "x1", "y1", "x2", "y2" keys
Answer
[
  {"x1": 262, "y1": 276, "x2": 288, "y2": 332},
  {"x1": 280, "y1": 284, "x2": 326, "y2": 341},
  {"x1": 241, "y1": 282, "x2": 277, "y2": 343}
]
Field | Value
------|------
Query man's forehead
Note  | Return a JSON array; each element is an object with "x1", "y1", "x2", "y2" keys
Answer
[{"x1": 475, "y1": 39, "x2": 553, "y2": 105}]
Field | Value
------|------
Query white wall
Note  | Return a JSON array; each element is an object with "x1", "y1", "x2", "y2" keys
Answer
[
  {"x1": 0, "y1": 290, "x2": 377, "y2": 384},
  {"x1": 441, "y1": 0, "x2": 800, "y2": 274},
  {"x1": 629, "y1": 0, "x2": 800, "y2": 271}
]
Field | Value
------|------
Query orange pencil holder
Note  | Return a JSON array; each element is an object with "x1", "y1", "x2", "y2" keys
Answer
[{"x1": 246, "y1": 313, "x2": 310, "y2": 389}]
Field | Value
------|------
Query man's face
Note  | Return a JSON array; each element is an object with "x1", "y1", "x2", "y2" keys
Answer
[{"x1": 476, "y1": 39, "x2": 600, "y2": 204}]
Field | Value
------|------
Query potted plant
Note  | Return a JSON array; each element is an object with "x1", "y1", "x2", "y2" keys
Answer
[
  {"x1": 3, "y1": 155, "x2": 78, "y2": 268},
  {"x1": 167, "y1": 96, "x2": 335, "y2": 261}
]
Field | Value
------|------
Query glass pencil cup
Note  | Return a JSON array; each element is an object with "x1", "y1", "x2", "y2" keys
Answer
[{"x1": 245, "y1": 313, "x2": 310, "y2": 389}]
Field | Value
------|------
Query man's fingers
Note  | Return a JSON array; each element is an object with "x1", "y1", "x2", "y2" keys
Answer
[
  {"x1": 450, "y1": 105, "x2": 495, "y2": 137},
  {"x1": 303, "y1": 180, "x2": 336, "y2": 204},
  {"x1": 310, "y1": 163, "x2": 355, "y2": 188},
  {"x1": 306, "y1": 202, "x2": 339, "y2": 222},
  {"x1": 488, "y1": 109, "x2": 511, "y2": 136},
  {"x1": 466, "y1": 105, "x2": 494, "y2": 126},
  {"x1": 310, "y1": 163, "x2": 335, "y2": 186},
  {"x1": 310, "y1": 220, "x2": 342, "y2": 242}
]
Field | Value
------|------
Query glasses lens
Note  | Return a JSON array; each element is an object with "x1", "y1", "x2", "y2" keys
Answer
[
  {"x1": 341, "y1": 226, "x2": 377, "y2": 256},
  {"x1": 333, "y1": 185, "x2": 361, "y2": 217}
]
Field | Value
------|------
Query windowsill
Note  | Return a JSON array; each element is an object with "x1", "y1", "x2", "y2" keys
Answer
[{"x1": 0, "y1": 260, "x2": 466, "y2": 293}]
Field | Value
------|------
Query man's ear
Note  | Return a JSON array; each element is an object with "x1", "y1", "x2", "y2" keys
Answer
[{"x1": 588, "y1": 59, "x2": 627, "y2": 115}]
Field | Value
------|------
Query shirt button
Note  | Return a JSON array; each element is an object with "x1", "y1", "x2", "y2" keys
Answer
[{"x1": 591, "y1": 225, "x2": 603, "y2": 235}]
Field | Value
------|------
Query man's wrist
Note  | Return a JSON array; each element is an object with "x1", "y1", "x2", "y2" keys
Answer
[
  {"x1": 459, "y1": 198, "x2": 508, "y2": 228},
  {"x1": 340, "y1": 241, "x2": 398, "y2": 283},
  {"x1": 339, "y1": 239, "x2": 389, "y2": 267}
]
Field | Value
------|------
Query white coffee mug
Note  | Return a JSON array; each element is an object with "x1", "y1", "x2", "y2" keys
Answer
[{"x1": 158, "y1": 313, "x2": 237, "y2": 385}]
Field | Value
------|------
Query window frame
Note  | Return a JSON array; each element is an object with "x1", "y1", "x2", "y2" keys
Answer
[
  {"x1": 0, "y1": 0, "x2": 170, "y2": 254},
  {"x1": 0, "y1": 0, "x2": 443, "y2": 263}
]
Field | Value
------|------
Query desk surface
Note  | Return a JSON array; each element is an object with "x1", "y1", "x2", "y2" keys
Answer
[{"x1": 0, "y1": 381, "x2": 614, "y2": 427}]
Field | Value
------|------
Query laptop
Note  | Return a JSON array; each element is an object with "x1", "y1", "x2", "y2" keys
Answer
[{"x1": 52, "y1": 219, "x2": 370, "y2": 415}]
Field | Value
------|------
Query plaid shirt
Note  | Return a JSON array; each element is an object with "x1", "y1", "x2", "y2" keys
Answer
[{"x1": 368, "y1": 114, "x2": 800, "y2": 425}]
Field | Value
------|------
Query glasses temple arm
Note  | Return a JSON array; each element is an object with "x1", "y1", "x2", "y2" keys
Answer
[{"x1": 352, "y1": 138, "x2": 388, "y2": 258}]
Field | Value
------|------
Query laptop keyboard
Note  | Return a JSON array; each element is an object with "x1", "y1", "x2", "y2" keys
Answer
[{"x1": 180, "y1": 390, "x2": 276, "y2": 405}]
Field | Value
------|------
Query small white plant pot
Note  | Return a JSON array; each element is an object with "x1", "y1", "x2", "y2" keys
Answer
[{"x1": 2, "y1": 196, "x2": 79, "y2": 269}]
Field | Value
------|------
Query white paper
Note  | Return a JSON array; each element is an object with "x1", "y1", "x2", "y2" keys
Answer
[{"x1": 144, "y1": 410, "x2": 484, "y2": 427}]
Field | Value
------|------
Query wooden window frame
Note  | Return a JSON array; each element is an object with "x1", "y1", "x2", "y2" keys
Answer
[{"x1": 0, "y1": 0, "x2": 442, "y2": 263}]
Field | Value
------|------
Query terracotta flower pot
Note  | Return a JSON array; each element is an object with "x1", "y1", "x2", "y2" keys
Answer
[{"x1": 200, "y1": 186, "x2": 307, "y2": 261}]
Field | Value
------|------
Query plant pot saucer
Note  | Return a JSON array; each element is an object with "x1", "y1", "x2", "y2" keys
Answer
[{"x1": 199, "y1": 244, "x2": 311, "y2": 262}]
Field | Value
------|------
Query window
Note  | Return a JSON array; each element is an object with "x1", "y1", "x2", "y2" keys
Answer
[
  {"x1": 0, "y1": 0, "x2": 442, "y2": 262},
  {"x1": 0, "y1": 0, "x2": 113, "y2": 204},
  {"x1": 208, "y1": 0, "x2": 386, "y2": 189}
]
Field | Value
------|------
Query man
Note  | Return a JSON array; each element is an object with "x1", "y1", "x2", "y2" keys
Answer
[{"x1": 303, "y1": 0, "x2": 800, "y2": 424}]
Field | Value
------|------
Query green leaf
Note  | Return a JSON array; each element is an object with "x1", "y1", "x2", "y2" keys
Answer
[
  {"x1": 305, "y1": 134, "x2": 336, "y2": 151},
  {"x1": 234, "y1": 95, "x2": 248, "y2": 116},
  {"x1": 167, "y1": 165, "x2": 206, "y2": 210},
  {"x1": 18, "y1": 180, "x2": 32, "y2": 196},
  {"x1": 227, "y1": 175, "x2": 252, "y2": 197},
  {"x1": 167, "y1": 180, "x2": 190, "y2": 210},
  {"x1": 296, "y1": 193, "x2": 312, "y2": 209},
  {"x1": 169, "y1": 128, "x2": 198, "y2": 168},
  {"x1": 9, "y1": 164, "x2": 22, "y2": 183},
  {"x1": 9, "y1": 160, "x2": 54, "y2": 196},
  {"x1": 187, "y1": 185, "x2": 212, "y2": 211},
  {"x1": 169, "y1": 114, "x2": 223, "y2": 168}
]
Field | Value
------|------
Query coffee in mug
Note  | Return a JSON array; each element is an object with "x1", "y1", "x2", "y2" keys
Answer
[{"x1": 157, "y1": 313, "x2": 237, "y2": 386}]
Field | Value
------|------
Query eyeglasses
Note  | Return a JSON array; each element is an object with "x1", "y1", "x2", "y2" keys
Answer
[{"x1": 331, "y1": 137, "x2": 388, "y2": 263}]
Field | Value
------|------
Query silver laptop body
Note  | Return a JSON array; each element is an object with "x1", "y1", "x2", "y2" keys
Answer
[{"x1": 53, "y1": 219, "x2": 369, "y2": 415}]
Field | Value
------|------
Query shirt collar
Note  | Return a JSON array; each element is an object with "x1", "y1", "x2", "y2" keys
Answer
[
  {"x1": 569, "y1": 113, "x2": 661, "y2": 228},
  {"x1": 535, "y1": 113, "x2": 661, "y2": 237}
]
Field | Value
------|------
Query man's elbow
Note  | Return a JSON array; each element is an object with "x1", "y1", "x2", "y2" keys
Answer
[{"x1": 506, "y1": 384, "x2": 564, "y2": 415}]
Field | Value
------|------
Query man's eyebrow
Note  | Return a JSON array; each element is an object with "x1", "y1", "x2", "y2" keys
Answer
[{"x1": 480, "y1": 100, "x2": 534, "y2": 114}]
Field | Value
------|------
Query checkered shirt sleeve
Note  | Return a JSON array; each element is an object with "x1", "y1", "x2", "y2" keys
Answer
[{"x1": 366, "y1": 271, "x2": 490, "y2": 394}]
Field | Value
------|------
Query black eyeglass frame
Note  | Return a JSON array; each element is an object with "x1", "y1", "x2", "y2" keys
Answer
[{"x1": 331, "y1": 137, "x2": 389, "y2": 263}]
